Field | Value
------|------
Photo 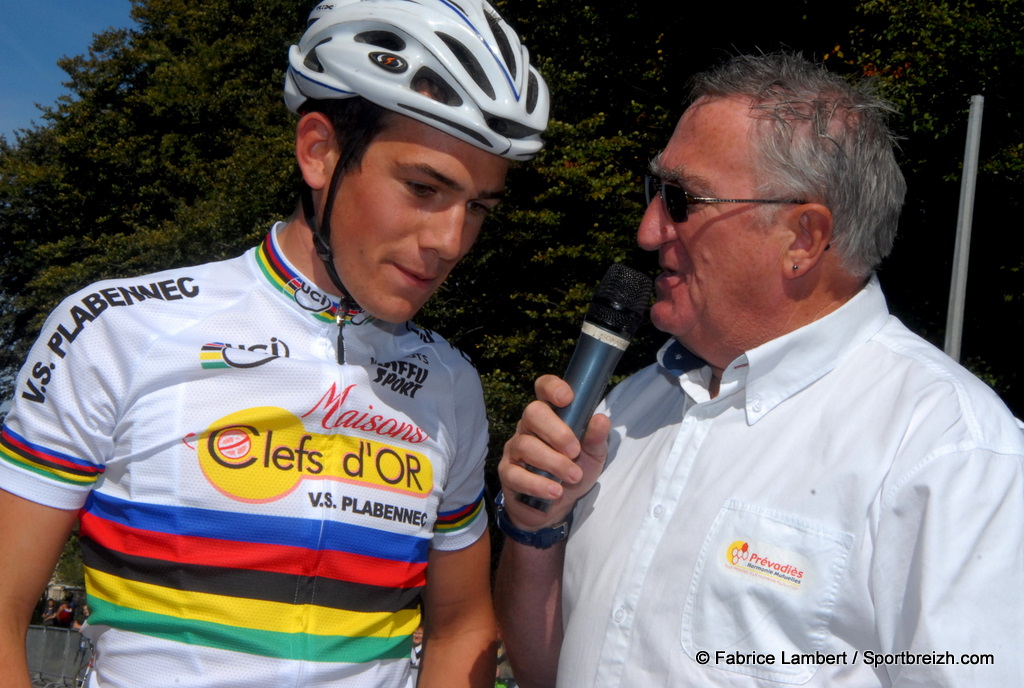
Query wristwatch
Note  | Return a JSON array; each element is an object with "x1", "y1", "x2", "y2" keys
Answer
[{"x1": 494, "y1": 490, "x2": 573, "y2": 549}]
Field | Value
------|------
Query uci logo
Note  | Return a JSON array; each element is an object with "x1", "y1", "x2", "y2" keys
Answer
[{"x1": 370, "y1": 52, "x2": 408, "y2": 73}]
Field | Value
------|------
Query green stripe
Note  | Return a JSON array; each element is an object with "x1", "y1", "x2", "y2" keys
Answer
[
  {"x1": 88, "y1": 596, "x2": 411, "y2": 663},
  {"x1": 0, "y1": 450, "x2": 91, "y2": 486},
  {"x1": 435, "y1": 500, "x2": 483, "y2": 532},
  {"x1": 255, "y1": 246, "x2": 285, "y2": 292},
  {"x1": 255, "y1": 244, "x2": 335, "y2": 324}
]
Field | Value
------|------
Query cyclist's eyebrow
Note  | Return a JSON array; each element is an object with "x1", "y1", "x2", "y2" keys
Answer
[
  {"x1": 400, "y1": 163, "x2": 505, "y2": 200},
  {"x1": 410, "y1": 163, "x2": 461, "y2": 190}
]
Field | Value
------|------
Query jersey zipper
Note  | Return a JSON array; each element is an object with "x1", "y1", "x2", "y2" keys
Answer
[
  {"x1": 335, "y1": 309, "x2": 346, "y2": 364},
  {"x1": 335, "y1": 294, "x2": 358, "y2": 364}
]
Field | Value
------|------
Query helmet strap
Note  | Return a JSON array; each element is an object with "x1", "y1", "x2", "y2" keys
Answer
[{"x1": 301, "y1": 124, "x2": 371, "y2": 303}]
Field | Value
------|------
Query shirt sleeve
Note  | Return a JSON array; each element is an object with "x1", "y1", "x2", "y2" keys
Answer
[{"x1": 871, "y1": 445, "x2": 1024, "y2": 685}]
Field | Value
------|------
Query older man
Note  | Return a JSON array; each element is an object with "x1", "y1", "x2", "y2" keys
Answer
[{"x1": 495, "y1": 53, "x2": 1024, "y2": 687}]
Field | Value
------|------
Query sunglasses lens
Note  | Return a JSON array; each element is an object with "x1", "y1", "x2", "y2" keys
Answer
[
  {"x1": 644, "y1": 174, "x2": 658, "y2": 207},
  {"x1": 644, "y1": 174, "x2": 688, "y2": 223},
  {"x1": 663, "y1": 185, "x2": 688, "y2": 223}
]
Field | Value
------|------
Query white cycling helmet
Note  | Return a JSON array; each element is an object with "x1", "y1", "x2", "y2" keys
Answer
[{"x1": 285, "y1": 0, "x2": 550, "y2": 160}]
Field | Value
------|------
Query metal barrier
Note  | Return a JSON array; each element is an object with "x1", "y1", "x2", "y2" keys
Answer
[{"x1": 25, "y1": 625, "x2": 93, "y2": 688}]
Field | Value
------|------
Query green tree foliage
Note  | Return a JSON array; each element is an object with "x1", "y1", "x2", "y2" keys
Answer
[
  {"x1": 837, "y1": 0, "x2": 1024, "y2": 413},
  {"x1": 0, "y1": 0, "x2": 302, "y2": 383},
  {"x1": 1, "y1": 0, "x2": 859, "y2": 441},
  {"x1": 53, "y1": 531, "x2": 86, "y2": 589},
  {"x1": 2, "y1": 0, "x2": 1020, "y2": 452},
  {"x1": 422, "y1": 0, "x2": 863, "y2": 449}
]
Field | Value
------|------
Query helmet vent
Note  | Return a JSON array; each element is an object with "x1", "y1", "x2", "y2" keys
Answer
[
  {"x1": 305, "y1": 39, "x2": 331, "y2": 73},
  {"x1": 485, "y1": 10, "x2": 517, "y2": 82},
  {"x1": 437, "y1": 32, "x2": 495, "y2": 100},
  {"x1": 412, "y1": 67, "x2": 464, "y2": 107},
  {"x1": 355, "y1": 31, "x2": 407, "y2": 51},
  {"x1": 526, "y1": 72, "x2": 539, "y2": 114},
  {"x1": 485, "y1": 116, "x2": 537, "y2": 140}
]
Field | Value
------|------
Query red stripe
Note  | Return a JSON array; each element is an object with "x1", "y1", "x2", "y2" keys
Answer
[
  {"x1": 1, "y1": 430, "x2": 103, "y2": 476},
  {"x1": 80, "y1": 511, "x2": 426, "y2": 589},
  {"x1": 261, "y1": 235, "x2": 294, "y2": 282},
  {"x1": 437, "y1": 499, "x2": 479, "y2": 524}
]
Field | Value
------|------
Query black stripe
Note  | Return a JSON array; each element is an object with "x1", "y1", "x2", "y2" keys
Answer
[
  {"x1": 81, "y1": 536, "x2": 422, "y2": 614},
  {"x1": 0, "y1": 434, "x2": 98, "y2": 478}
]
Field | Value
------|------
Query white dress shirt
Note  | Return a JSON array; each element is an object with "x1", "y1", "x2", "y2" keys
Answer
[{"x1": 559, "y1": 276, "x2": 1024, "y2": 687}]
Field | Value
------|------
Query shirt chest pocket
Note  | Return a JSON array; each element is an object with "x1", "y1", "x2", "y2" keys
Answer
[{"x1": 681, "y1": 499, "x2": 854, "y2": 684}]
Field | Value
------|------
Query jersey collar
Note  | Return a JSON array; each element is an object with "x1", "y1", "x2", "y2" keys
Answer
[{"x1": 254, "y1": 222, "x2": 370, "y2": 326}]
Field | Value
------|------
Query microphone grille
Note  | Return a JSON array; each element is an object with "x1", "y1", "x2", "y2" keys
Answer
[{"x1": 586, "y1": 264, "x2": 653, "y2": 338}]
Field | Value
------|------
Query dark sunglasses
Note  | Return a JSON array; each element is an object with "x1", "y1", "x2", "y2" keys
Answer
[{"x1": 644, "y1": 174, "x2": 806, "y2": 223}]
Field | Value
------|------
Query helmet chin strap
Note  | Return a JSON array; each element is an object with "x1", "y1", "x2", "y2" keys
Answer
[
  {"x1": 301, "y1": 166, "x2": 350, "y2": 301},
  {"x1": 302, "y1": 135, "x2": 367, "y2": 365},
  {"x1": 300, "y1": 125, "x2": 371, "y2": 305}
]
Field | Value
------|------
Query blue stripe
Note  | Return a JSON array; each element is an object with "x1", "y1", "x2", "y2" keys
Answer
[
  {"x1": 1, "y1": 424, "x2": 100, "y2": 471},
  {"x1": 84, "y1": 491, "x2": 429, "y2": 564},
  {"x1": 436, "y1": 487, "x2": 485, "y2": 521},
  {"x1": 290, "y1": 67, "x2": 356, "y2": 98}
]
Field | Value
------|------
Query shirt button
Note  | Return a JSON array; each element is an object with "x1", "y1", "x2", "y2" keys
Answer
[
  {"x1": 614, "y1": 608, "x2": 626, "y2": 623},
  {"x1": 653, "y1": 505, "x2": 665, "y2": 518},
  {"x1": 751, "y1": 399, "x2": 763, "y2": 413}
]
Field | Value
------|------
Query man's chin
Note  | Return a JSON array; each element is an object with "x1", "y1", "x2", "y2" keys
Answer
[
  {"x1": 649, "y1": 304, "x2": 697, "y2": 343},
  {"x1": 362, "y1": 300, "x2": 424, "y2": 324}
]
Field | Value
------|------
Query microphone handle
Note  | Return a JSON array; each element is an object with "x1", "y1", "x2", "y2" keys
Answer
[{"x1": 518, "y1": 323, "x2": 628, "y2": 512}]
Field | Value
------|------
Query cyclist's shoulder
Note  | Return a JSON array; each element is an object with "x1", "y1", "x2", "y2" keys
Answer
[{"x1": 54, "y1": 253, "x2": 252, "y2": 322}]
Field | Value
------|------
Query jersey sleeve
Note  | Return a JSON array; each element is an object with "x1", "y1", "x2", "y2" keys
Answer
[
  {"x1": 430, "y1": 351, "x2": 489, "y2": 552},
  {"x1": 0, "y1": 280, "x2": 160, "y2": 509}
]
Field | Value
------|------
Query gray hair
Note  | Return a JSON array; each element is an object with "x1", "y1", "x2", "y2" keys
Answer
[{"x1": 688, "y1": 53, "x2": 906, "y2": 277}]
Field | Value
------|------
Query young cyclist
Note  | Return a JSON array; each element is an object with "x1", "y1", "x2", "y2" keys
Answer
[{"x1": 0, "y1": 1, "x2": 549, "y2": 686}]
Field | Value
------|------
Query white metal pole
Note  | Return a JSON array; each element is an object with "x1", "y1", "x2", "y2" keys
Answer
[{"x1": 944, "y1": 95, "x2": 985, "y2": 361}]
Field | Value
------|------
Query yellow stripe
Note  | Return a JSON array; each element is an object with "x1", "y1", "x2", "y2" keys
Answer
[
  {"x1": 86, "y1": 568, "x2": 420, "y2": 638},
  {"x1": 0, "y1": 449, "x2": 96, "y2": 485},
  {"x1": 436, "y1": 499, "x2": 483, "y2": 532}
]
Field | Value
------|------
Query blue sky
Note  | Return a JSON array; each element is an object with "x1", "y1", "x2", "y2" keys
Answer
[{"x1": 0, "y1": 0, "x2": 135, "y2": 142}]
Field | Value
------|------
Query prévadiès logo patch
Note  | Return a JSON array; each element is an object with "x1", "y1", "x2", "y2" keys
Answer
[{"x1": 726, "y1": 539, "x2": 809, "y2": 590}]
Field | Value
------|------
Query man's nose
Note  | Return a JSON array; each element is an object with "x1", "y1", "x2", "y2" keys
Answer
[
  {"x1": 423, "y1": 205, "x2": 468, "y2": 261},
  {"x1": 637, "y1": 196, "x2": 675, "y2": 251}
]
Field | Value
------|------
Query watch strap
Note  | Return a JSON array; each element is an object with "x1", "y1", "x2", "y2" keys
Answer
[{"x1": 494, "y1": 490, "x2": 573, "y2": 549}]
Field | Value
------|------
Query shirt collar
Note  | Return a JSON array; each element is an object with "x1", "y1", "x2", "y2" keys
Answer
[
  {"x1": 658, "y1": 275, "x2": 891, "y2": 422},
  {"x1": 253, "y1": 222, "x2": 370, "y2": 326}
]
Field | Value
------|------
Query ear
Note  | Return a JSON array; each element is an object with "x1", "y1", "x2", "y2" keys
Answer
[
  {"x1": 295, "y1": 112, "x2": 338, "y2": 190},
  {"x1": 784, "y1": 203, "x2": 834, "y2": 279}
]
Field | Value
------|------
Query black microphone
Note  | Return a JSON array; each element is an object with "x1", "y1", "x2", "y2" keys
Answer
[{"x1": 518, "y1": 264, "x2": 652, "y2": 512}]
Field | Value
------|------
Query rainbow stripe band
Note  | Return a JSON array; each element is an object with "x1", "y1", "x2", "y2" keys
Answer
[
  {"x1": 0, "y1": 425, "x2": 104, "y2": 486},
  {"x1": 85, "y1": 594, "x2": 413, "y2": 664},
  {"x1": 255, "y1": 234, "x2": 338, "y2": 324},
  {"x1": 80, "y1": 491, "x2": 427, "y2": 661},
  {"x1": 435, "y1": 488, "x2": 484, "y2": 532}
]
